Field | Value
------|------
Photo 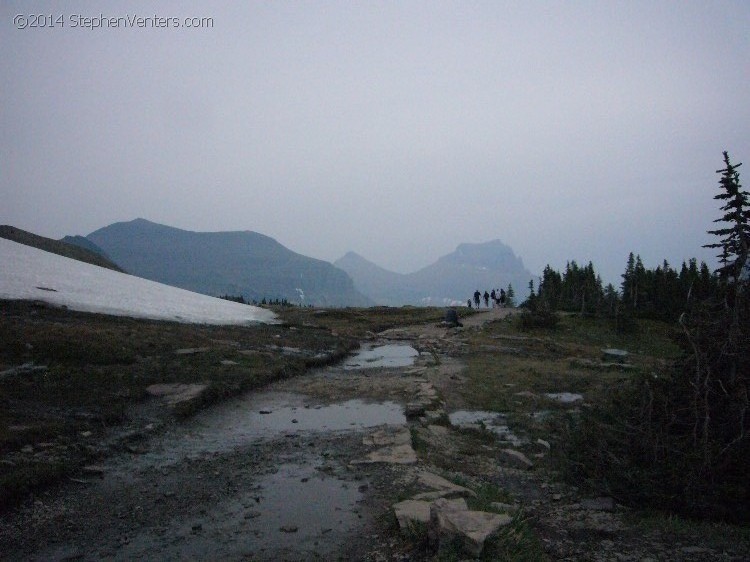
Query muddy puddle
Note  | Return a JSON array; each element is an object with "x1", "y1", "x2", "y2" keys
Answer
[
  {"x1": 9, "y1": 348, "x2": 418, "y2": 561},
  {"x1": 342, "y1": 343, "x2": 419, "y2": 369},
  {"x1": 34, "y1": 388, "x2": 409, "y2": 561},
  {"x1": 113, "y1": 458, "x2": 365, "y2": 561},
  {"x1": 127, "y1": 391, "x2": 406, "y2": 470}
]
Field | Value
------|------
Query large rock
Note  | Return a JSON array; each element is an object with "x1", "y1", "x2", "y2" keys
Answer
[
  {"x1": 412, "y1": 471, "x2": 477, "y2": 501},
  {"x1": 428, "y1": 497, "x2": 512, "y2": 557},
  {"x1": 393, "y1": 500, "x2": 431, "y2": 530}
]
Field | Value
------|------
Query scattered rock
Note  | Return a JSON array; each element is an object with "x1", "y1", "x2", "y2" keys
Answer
[
  {"x1": 0, "y1": 362, "x2": 48, "y2": 379},
  {"x1": 174, "y1": 347, "x2": 211, "y2": 355},
  {"x1": 601, "y1": 348, "x2": 628, "y2": 362},
  {"x1": 490, "y1": 502, "x2": 518, "y2": 514},
  {"x1": 544, "y1": 392, "x2": 583, "y2": 403},
  {"x1": 146, "y1": 383, "x2": 207, "y2": 407},
  {"x1": 498, "y1": 448, "x2": 534, "y2": 470},
  {"x1": 404, "y1": 402, "x2": 426, "y2": 419}
]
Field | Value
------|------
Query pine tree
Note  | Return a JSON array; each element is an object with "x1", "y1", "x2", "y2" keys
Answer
[
  {"x1": 704, "y1": 151, "x2": 750, "y2": 285},
  {"x1": 505, "y1": 284, "x2": 516, "y2": 307}
]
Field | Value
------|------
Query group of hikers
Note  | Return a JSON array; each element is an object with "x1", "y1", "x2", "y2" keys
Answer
[{"x1": 470, "y1": 288, "x2": 506, "y2": 309}]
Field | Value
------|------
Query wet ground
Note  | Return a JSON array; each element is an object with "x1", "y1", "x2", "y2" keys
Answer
[
  {"x1": 4, "y1": 307, "x2": 745, "y2": 561},
  {"x1": 0, "y1": 342, "x2": 424, "y2": 561}
]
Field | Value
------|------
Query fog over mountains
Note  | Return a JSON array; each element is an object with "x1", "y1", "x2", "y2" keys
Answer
[
  {"x1": 80, "y1": 219, "x2": 371, "y2": 307},
  {"x1": 56, "y1": 219, "x2": 532, "y2": 307},
  {"x1": 335, "y1": 240, "x2": 533, "y2": 306}
]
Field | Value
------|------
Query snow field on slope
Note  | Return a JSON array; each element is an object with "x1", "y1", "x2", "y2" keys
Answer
[{"x1": 0, "y1": 238, "x2": 276, "y2": 325}]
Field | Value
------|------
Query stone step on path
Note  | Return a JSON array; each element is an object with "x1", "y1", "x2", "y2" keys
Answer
[{"x1": 364, "y1": 376, "x2": 518, "y2": 557}]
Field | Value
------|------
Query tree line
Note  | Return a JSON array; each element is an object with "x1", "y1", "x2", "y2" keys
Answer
[
  {"x1": 561, "y1": 151, "x2": 749, "y2": 522},
  {"x1": 525, "y1": 254, "x2": 719, "y2": 323}
]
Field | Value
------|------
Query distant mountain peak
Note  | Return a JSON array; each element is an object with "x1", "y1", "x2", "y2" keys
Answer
[
  {"x1": 85, "y1": 219, "x2": 371, "y2": 307},
  {"x1": 336, "y1": 239, "x2": 532, "y2": 306}
]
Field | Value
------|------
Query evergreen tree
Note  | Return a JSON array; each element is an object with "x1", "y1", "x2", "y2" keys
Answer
[
  {"x1": 565, "y1": 152, "x2": 749, "y2": 521},
  {"x1": 526, "y1": 279, "x2": 536, "y2": 309},
  {"x1": 704, "y1": 151, "x2": 750, "y2": 285},
  {"x1": 505, "y1": 284, "x2": 516, "y2": 307}
]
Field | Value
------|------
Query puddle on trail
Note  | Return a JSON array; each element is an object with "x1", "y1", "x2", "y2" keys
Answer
[
  {"x1": 449, "y1": 410, "x2": 525, "y2": 446},
  {"x1": 342, "y1": 343, "x2": 419, "y2": 369},
  {"x1": 135, "y1": 392, "x2": 405, "y2": 468},
  {"x1": 118, "y1": 460, "x2": 364, "y2": 561}
]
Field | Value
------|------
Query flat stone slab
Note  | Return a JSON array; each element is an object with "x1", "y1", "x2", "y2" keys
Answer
[
  {"x1": 499, "y1": 448, "x2": 534, "y2": 470},
  {"x1": 602, "y1": 348, "x2": 629, "y2": 362},
  {"x1": 174, "y1": 347, "x2": 211, "y2": 355},
  {"x1": 393, "y1": 500, "x2": 431, "y2": 529},
  {"x1": 544, "y1": 392, "x2": 583, "y2": 403},
  {"x1": 145, "y1": 383, "x2": 207, "y2": 406},
  {"x1": 352, "y1": 443, "x2": 417, "y2": 465},
  {"x1": 412, "y1": 471, "x2": 477, "y2": 500},
  {"x1": 429, "y1": 497, "x2": 511, "y2": 557},
  {"x1": 362, "y1": 426, "x2": 411, "y2": 447}
]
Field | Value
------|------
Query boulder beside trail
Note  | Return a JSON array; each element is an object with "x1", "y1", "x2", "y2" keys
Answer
[{"x1": 428, "y1": 497, "x2": 512, "y2": 557}]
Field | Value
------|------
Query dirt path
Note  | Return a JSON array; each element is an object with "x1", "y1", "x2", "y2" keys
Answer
[{"x1": 1, "y1": 308, "x2": 745, "y2": 561}]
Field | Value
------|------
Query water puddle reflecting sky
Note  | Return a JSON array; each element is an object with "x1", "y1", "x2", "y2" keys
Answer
[
  {"x1": 136, "y1": 392, "x2": 405, "y2": 467},
  {"x1": 342, "y1": 344, "x2": 419, "y2": 369}
]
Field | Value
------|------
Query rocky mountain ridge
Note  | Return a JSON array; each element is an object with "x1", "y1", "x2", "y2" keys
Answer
[{"x1": 335, "y1": 240, "x2": 533, "y2": 306}]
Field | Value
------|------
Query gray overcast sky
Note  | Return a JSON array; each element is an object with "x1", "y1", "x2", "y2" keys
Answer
[{"x1": 2, "y1": 1, "x2": 748, "y2": 288}]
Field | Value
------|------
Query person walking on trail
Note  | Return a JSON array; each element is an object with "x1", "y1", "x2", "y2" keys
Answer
[
  {"x1": 483, "y1": 291, "x2": 490, "y2": 308},
  {"x1": 499, "y1": 288, "x2": 507, "y2": 307},
  {"x1": 490, "y1": 289, "x2": 496, "y2": 307},
  {"x1": 473, "y1": 290, "x2": 481, "y2": 309}
]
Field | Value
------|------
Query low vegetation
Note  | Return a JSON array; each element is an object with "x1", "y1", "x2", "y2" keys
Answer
[{"x1": 0, "y1": 302, "x2": 451, "y2": 510}]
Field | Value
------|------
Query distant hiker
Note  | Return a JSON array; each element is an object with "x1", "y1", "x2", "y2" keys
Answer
[
  {"x1": 490, "y1": 289, "x2": 496, "y2": 307},
  {"x1": 499, "y1": 288, "x2": 507, "y2": 307},
  {"x1": 467, "y1": 299, "x2": 472, "y2": 308},
  {"x1": 473, "y1": 290, "x2": 481, "y2": 308},
  {"x1": 444, "y1": 308, "x2": 463, "y2": 328},
  {"x1": 483, "y1": 291, "x2": 490, "y2": 307}
]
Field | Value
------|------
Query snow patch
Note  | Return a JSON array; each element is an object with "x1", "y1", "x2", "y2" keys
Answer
[{"x1": 0, "y1": 238, "x2": 276, "y2": 325}]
